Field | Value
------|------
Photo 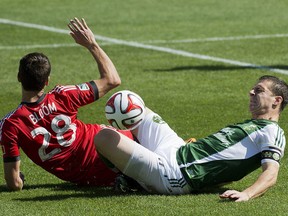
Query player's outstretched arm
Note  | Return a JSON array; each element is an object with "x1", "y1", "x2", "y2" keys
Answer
[
  {"x1": 4, "y1": 161, "x2": 24, "y2": 191},
  {"x1": 219, "y1": 162, "x2": 279, "y2": 202},
  {"x1": 68, "y1": 17, "x2": 121, "y2": 98}
]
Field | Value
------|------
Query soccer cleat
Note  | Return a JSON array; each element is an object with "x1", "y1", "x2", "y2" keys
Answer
[{"x1": 114, "y1": 174, "x2": 143, "y2": 193}]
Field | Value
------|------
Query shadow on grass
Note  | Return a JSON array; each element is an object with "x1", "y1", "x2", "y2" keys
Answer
[
  {"x1": 4, "y1": 182, "x2": 233, "y2": 202},
  {"x1": 150, "y1": 64, "x2": 288, "y2": 72},
  {"x1": 3, "y1": 182, "x2": 149, "y2": 201}
]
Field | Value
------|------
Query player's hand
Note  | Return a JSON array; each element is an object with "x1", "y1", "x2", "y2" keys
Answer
[
  {"x1": 68, "y1": 17, "x2": 97, "y2": 49},
  {"x1": 219, "y1": 190, "x2": 250, "y2": 202}
]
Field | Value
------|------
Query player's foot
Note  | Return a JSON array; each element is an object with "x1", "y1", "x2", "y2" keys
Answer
[{"x1": 114, "y1": 174, "x2": 143, "y2": 193}]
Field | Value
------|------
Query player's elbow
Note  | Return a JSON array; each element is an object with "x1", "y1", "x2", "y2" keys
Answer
[
  {"x1": 269, "y1": 175, "x2": 278, "y2": 187},
  {"x1": 267, "y1": 166, "x2": 279, "y2": 187},
  {"x1": 104, "y1": 76, "x2": 121, "y2": 93},
  {"x1": 95, "y1": 77, "x2": 121, "y2": 98},
  {"x1": 107, "y1": 77, "x2": 121, "y2": 89}
]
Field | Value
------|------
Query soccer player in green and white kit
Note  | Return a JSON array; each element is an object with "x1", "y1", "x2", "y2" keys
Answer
[{"x1": 95, "y1": 75, "x2": 288, "y2": 202}]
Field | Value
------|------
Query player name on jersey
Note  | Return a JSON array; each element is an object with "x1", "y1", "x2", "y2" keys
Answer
[{"x1": 29, "y1": 102, "x2": 57, "y2": 125}]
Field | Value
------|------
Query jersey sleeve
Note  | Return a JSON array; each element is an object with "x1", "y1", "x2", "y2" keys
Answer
[
  {"x1": 52, "y1": 81, "x2": 99, "y2": 111},
  {"x1": 0, "y1": 120, "x2": 21, "y2": 162},
  {"x1": 259, "y1": 124, "x2": 286, "y2": 164}
]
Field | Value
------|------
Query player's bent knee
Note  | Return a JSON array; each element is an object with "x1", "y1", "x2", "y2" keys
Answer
[{"x1": 94, "y1": 128, "x2": 121, "y2": 151}]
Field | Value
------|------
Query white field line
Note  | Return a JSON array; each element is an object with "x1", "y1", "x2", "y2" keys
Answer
[
  {"x1": 0, "y1": 44, "x2": 78, "y2": 50},
  {"x1": 0, "y1": 42, "x2": 111, "y2": 50},
  {"x1": 143, "y1": 34, "x2": 288, "y2": 44},
  {"x1": 1, "y1": 18, "x2": 288, "y2": 75}
]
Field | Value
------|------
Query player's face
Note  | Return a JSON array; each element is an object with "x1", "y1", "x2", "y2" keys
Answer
[{"x1": 249, "y1": 80, "x2": 276, "y2": 117}]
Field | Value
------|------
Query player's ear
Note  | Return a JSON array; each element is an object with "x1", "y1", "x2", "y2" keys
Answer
[
  {"x1": 272, "y1": 95, "x2": 283, "y2": 109},
  {"x1": 45, "y1": 76, "x2": 50, "y2": 86}
]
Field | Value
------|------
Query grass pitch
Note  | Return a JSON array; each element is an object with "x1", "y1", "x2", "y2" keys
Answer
[{"x1": 0, "y1": 0, "x2": 288, "y2": 215}]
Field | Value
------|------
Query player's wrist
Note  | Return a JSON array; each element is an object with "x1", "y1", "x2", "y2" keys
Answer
[
  {"x1": 243, "y1": 190, "x2": 252, "y2": 200},
  {"x1": 88, "y1": 42, "x2": 99, "y2": 51}
]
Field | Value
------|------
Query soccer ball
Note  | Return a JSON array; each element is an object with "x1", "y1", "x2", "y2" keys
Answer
[{"x1": 105, "y1": 90, "x2": 145, "y2": 130}]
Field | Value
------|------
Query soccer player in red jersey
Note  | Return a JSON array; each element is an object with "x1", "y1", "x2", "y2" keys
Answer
[{"x1": 0, "y1": 18, "x2": 133, "y2": 191}]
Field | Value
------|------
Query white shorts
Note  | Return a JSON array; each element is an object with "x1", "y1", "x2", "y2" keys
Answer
[{"x1": 123, "y1": 112, "x2": 191, "y2": 194}]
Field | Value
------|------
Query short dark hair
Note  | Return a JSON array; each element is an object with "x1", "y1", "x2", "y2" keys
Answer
[
  {"x1": 18, "y1": 52, "x2": 51, "y2": 91},
  {"x1": 259, "y1": 75, "x2": 288, "y2": 111}
]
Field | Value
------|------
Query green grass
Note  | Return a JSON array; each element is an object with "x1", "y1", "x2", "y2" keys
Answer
[{"x1": 1, "y1": 0, "x2": 288, "y2": 215}]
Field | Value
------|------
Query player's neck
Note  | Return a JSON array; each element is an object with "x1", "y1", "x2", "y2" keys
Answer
[
  {"x1": 252, "y1": 112, "x2": 279, "y2": 122},
  {"x1": 22, "y1": 89, "x2": 45, "y2": 103}
]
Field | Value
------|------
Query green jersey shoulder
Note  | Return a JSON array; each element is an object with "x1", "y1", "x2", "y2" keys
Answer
[{"x1": 176, "y1": 119, "x2": 285, "y2": 191}]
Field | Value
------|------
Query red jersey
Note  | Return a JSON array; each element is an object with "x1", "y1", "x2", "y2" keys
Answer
[{"x1": 0, "y1": 81, "x2": 133, "y2": 186}]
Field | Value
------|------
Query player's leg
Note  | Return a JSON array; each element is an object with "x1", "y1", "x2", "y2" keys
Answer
[
  {"x1": 94, "y1": 128, "x2": 135, "y2": 171},
  {"x1": 128, "y1": 108, "x2": 192, "y2": 194},
  {"x1": 95, "y1": 128, "x2": 169, "y2": 194},
  {"x1": 132, "y1": 107, "x2": 186, "y2": 153}
]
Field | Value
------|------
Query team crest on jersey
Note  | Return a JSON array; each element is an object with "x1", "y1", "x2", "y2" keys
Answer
[
  {"x1": 242, "y1": 124, "x2": 258, "y2": 133},
  {"x1": 152, "y1": 115, "x2": 166, "y2": 124},
  {"x1": 77, "y1": 83, "x2": 90, "y2": 91}
]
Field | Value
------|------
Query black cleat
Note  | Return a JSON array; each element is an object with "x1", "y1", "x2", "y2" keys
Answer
[{"x1": 114, "y1": 174, "x2": 143, "y2": 193}]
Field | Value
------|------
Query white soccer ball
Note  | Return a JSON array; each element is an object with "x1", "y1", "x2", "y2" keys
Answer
[{"x1": 105, "y1": 90, "x2": 145, "y2": 130}]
